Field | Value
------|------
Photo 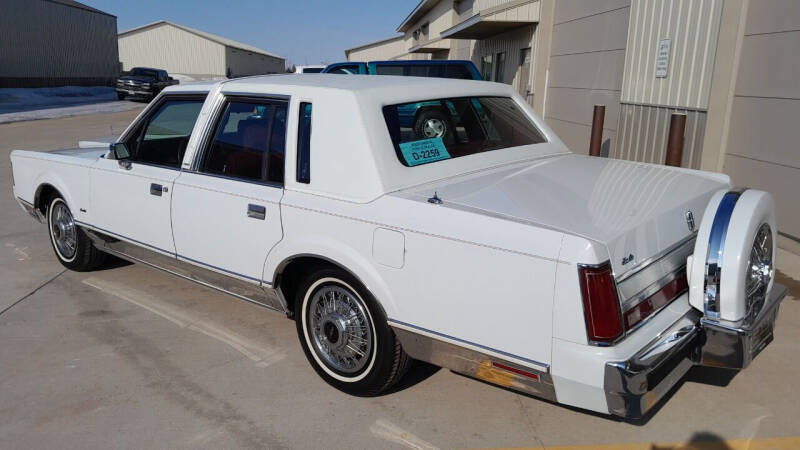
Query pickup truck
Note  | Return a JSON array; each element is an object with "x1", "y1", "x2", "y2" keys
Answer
[
  {"x1": 10, "y1": 75, "x2": 786, "y2": 418},
  {"x1": 116, "y1": 67, "x2": 179, "y2": 100}
]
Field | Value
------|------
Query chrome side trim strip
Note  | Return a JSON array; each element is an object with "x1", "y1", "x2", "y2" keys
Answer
[
  {"x1": 388, "y1": 318, "x2": 549, "y2": 370},
  {"x1": 616, "y1": 237, "x2": 695, "y2": 307},
  {"x1": 703, "y1": 190, "x2": 745, "y2": 319},
  {"x1": 391, "y1": 326, "x2": 556, "y2": 403},
  {"x1": 82, "y1": 227, "x2": 287, "y2": 313}
]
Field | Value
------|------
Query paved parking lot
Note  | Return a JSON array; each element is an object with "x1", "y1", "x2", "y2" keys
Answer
[{"x1": 1, "y1": 111, "x2": 799, "y2": 449}]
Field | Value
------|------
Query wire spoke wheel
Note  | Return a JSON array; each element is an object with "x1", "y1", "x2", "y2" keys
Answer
[
  {"x1": 307, "y1": 284, "x2": 373, "y2": 374},
  {"x1": 50, "y1": 201, "x2": 77, "y2": 260},
  {"x1": 745, "y1": 223, "x2": 773, "y2": 315}
]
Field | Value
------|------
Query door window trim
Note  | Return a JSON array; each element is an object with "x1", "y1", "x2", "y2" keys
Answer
[
  {"x1": 188, "y1": 94, "x2": 291, "y2": 188},
  {"x1": 117, "y1": 94, "x2": 207, "y2": 171}
]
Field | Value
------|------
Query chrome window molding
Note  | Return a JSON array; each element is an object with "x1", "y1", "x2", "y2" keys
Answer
[{"x1": 703, "y1": 189, "x2": 746, "y2": 319}]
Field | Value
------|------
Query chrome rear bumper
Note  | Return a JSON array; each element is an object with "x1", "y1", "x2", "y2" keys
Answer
[{"x1": 604, "y1": 283, "x2": 787, "y2": 419}]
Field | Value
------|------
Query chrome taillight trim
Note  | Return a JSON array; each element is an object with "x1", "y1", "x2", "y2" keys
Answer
[
  {"x1": 577, "y1": 261, "x2": 625, "y2": 347},
  {"x1": 703, "y1": 190, "x2": 745, "y2": 319},
  {"x1": 617, "y1": 236, "x2": 695, "y2": 310}
]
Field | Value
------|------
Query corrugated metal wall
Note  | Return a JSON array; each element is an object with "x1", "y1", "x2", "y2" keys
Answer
[
  {"x1": 620, "y1": 0, "x2": 724, "y2": 109},
  {"x1": 225, "y1": 47, "x2": 284, "y2": 77},
  {"x1": 616, "y1": 104, "x2": 706, "y2": 168},
  {"x1": 347, "y1": 38, "x2": 407, "y2": 61},
  {"x1": 0, "y1": 0, "x2": 118, "y2": 87},
  {"x1": 118, "y1": 23, "x2": 226, "y2": 78},
  {"x1": 613, "y1": 0, "x2": 723, "y2": 168}
]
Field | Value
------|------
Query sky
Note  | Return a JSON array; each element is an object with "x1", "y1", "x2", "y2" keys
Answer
[{"x1": 84, "y1": 0, "x2": 418, "y2": 67}]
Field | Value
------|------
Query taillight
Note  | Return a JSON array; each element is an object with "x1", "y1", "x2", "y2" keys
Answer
[
  {"x1": 578, "y1": 262, "x2": 623, "y2": 344},
  {"x1": 624, "y1": 272, "x2": 688, "y2": 330}
]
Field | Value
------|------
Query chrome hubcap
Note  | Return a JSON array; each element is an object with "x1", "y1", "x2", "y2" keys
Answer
[
  {"x1": 745, "y1": 223, "x2": 773, "y2": 315},
  {"x1": 50, "y1": 202, "x2": 77, "y2": 259},
  {"x1": 307, "y1": 284, "x2": 372, "y2": 374},
  {"x1": 422, "y1": 118, "x2": 445, "y2": 138}
]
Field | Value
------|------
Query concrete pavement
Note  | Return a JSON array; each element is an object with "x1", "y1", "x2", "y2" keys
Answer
[{"x1": 1, "y1": 110, "x2": 798, "y2": 449}]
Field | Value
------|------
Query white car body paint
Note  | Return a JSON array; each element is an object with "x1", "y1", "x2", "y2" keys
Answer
[{"x1": 9, "y1": 75, "x2": 784, "y2": 418}]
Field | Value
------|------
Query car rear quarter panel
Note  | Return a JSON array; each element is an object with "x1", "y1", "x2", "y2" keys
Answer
[{"x1": 267, "y1": 192, "x2": 564, "y2": 369}]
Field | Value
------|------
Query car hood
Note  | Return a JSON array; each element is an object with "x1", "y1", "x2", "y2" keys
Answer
[{"x1": 395, "y1": 154, "x2": 729, "y2": 272}]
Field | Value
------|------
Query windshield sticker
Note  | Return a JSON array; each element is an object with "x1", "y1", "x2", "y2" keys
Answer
[{"x1": 399, "y1": 137, "x2": 451, "y2": 166}]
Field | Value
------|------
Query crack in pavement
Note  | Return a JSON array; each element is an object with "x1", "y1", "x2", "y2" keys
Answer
[{"x1": 0, "y1": 269, "x2": 66, "y2": 317}]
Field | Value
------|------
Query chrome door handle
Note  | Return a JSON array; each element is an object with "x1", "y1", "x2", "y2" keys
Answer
[
  {"x1": 150, "y1": 183, "x2": 164, "y2": 196},
  {"x1": 247, "y1": 204, "x2": 266, "y2": 220}
]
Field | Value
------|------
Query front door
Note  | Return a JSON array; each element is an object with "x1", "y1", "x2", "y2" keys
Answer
[
  {"x1": 171, "y1": 96, "x2": 287, "y2": 285},
  {"x1": 90, "y1": 95, "x2": 205, "y2": 254}
]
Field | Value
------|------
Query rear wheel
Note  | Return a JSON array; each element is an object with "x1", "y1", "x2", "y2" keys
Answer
[
  {"x1": 47, "y1": 196, "x2": 105, "y2": 271},
  {"x1": 414, "y1": 108, "x2": 454, "y2": 143},
  {"x1": 295, "y1": 267, "x2": 410, "y2": 396}
]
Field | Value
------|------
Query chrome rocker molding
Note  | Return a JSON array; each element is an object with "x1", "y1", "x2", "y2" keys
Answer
[
  {"x1": 16, "y1": 196, "x2": 44, "y2": 223},
  {"x1": 81, "y1": 227, "x2": 286, "y2": 313},
  {"x1": 392, "y1": 324, "x2": 556, "y2": 403},
  {"x1": 605, "y1": 283, "x2": 787, "y2": 419}
]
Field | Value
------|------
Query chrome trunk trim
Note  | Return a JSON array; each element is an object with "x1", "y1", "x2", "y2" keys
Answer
[
  {"x1": 391, "y1": 326, "x2": 556, "y2": 403},
  {"x1": 82, "y1": 227, "x2": 287, "y2": 313},
  {"x1": 616, "y1": 235, "x2": 695, "y2": 309}
]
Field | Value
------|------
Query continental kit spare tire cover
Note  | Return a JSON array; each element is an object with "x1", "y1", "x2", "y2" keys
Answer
[{"x1": 689, "y1": 189, "x2": 776, "y2": 322}]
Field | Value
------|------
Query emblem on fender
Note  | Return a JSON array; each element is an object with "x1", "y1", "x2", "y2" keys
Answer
[
  {"x1": 622, "y1": 253, "x2": 635, "y2": 265},
  {"x1": 685, "y1": 211, "x2": 696, "y2": 231}
]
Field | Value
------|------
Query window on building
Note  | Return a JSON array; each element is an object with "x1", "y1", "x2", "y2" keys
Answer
[
  {"x1": 480, "y1": 55, "x2": 493, "y2": 81},
  {"x1": 126, "y1": 97, "x2": 205, "y2": 168},
  {"x1": 494, "y1": 52, "x2": 507, "y2": 84},
  {"x1": 200, "y1": 99, "x2": 287, "y2": 184},
  {"x1": 296, "y1": 103, "x2": 312, "y2": 184}
]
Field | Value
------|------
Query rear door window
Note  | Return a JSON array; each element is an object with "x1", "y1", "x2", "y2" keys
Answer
[
  {"x1": 199, "y1": 99, "x2": 288, "y2": 184},
  {"x1": 383, "y1": 96, "x2": 546, "y2": 167}
]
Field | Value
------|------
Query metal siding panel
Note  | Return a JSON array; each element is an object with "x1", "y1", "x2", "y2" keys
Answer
[
  {"x1": 118, "y1": 23, "x2": 225, "y2": 78},
  {"x1": 0, "y1": 0, "x2": 117, "y2": 83},
  {"x1": 620, "y1": 0, "x2": 722, "y2": 110},
  {"x1": 735, "y1": 31, "x2": 800, "y2": 99}
]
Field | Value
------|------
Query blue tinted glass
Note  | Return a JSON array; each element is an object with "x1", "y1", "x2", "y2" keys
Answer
[{"x1": 296, "y1": 103, "x2": 312, "y2": 184}]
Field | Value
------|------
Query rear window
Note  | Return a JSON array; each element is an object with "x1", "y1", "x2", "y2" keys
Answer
[{"x1": 383, "y1": 97, "x2": 546, "y2": 167}]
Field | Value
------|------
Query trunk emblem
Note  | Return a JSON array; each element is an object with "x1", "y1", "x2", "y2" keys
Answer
[
  {"x1": 686, "y1": 211, "x2": 696, "y2": 231},
  {"x1": 622, "y1": 254, "x2": 635, "y2": 265}
]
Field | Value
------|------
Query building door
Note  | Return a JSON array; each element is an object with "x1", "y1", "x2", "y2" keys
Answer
[{"x1": 518, "y1": 47, "x2": 532, "y2": 102}]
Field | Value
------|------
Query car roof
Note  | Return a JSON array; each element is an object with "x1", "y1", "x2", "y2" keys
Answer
[{"x1": 221, "y1": 73, "x2": 491, "y2": 93}]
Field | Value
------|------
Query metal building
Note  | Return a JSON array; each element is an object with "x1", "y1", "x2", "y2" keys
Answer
[
  {"x1": 346, "y1": 0, "x2": 800, "y2": 253},
  {"x1": 118, "y1": 21, "x2": 285, "y2": 79},
  {"x1": 0, "y1": 0, "x2": 118, "y2": 87}
]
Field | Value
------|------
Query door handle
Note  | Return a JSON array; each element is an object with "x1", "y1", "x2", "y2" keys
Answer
[
  {"x1": 150, "y1": 183, "x2": 166, "y2": 196},
  {"x1": 247, "y1": 204, "x2": 266, "y2": 220}
]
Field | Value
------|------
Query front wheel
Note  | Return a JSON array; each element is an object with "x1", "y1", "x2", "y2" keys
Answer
[
  {"x1": 47, "y1": 196, "x2": 105, "y2": 271},
  {"x1": 295, "y1": 267, "x2": 410, "y2": 396}
]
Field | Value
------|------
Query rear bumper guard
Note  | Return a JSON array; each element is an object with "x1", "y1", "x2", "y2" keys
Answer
[{"x1": 604, "y1": 283, "x2": 787, "y2": 419}]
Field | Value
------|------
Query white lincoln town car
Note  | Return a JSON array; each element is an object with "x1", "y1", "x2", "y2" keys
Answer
[{"x1": 10, "y1": 75, "x2": 786, "y2": 418}]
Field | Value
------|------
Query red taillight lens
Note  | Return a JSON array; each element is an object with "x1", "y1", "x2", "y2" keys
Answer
[
  {"x1": 579, "y1": 262, "x2": 623, "y2": 344},
  {"x1": 624, "y1": 272, "x2": 688, "y2": 330}
]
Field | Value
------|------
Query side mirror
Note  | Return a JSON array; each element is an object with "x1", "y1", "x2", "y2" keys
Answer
[{"x1": 110, "y1": 142, "x2": 132, "y2": 170}]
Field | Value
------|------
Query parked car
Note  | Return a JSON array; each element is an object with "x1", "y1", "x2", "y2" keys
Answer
[
  {"x1": 293, "y1": 65, "x2": 326, "y2": 74},
  {"x1": 11, "y1": 75, "x2": 786, "y2": 419},
  {"x1": 116, "y1": 67, "x2": 179, "y2": 101},
  {"x1": 324, "y1": 60, "x2": 483, "y2": 140}
]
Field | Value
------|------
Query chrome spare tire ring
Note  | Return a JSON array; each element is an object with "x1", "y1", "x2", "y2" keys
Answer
[
  {"x1": 745, "y1": 223, "x2": 773, "y2": 316},
  {"x1": 306, "y1": 283, "x2": 374, "y2": 375},
  {"x1": 50, "y1": 199, "x2": 77, "y2": 261}
]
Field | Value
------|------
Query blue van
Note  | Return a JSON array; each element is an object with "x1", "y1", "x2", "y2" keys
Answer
[{"x1": 322, "y1": 60, "x2": 483, "y2": 140}]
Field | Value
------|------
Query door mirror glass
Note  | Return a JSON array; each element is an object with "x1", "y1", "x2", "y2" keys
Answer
[{"x1": 111, "y1": 142, "x2": 130, "y2": 160}]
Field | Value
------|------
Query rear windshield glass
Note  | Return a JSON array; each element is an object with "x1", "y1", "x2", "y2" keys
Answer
[
  {"x1": 374, "y1": 64, "x2": 474, "y2": 80},
  {"x1": 383, "y1": 97, "x2": 546, "y2": 167}
]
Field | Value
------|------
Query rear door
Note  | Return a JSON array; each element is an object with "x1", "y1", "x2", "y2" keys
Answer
[
  {"x1": 171, "y1": 95, "x2": 287, "y2": 285},
  {"x1": 90, "y1": 95, "x2": 205, "y2": 254}
]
